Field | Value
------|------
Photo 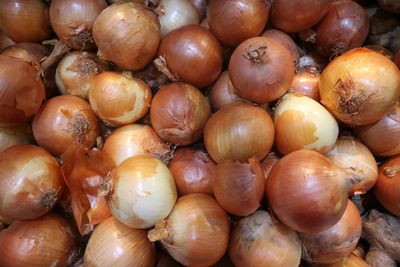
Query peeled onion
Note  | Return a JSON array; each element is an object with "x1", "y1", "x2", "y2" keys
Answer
[
  {"x1": 0, "y1": 123, "x2": 33, "y2": 152},
  {"x1": 288, "y1": 68, "x2": 320, "y2": 101},
  {"x1": 209, "y1": 71, "x2": 240, "y2": 111}
]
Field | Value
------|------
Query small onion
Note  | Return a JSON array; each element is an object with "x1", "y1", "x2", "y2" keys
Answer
[
  {"x1": 0, "y1": 30, "x2": 15, "y2": 52},
  {"x1": 213, "y1": 157, "x2": 265, "y2": 216},
  {"x1": 260, "y1": 152, "x2": 280, "y2": 179},
  {"x1": 299, "y1": 200, "x2": 362, "y2": 264},
  {"x1": 148, "y1": 194, "x2": 230, "y2": 266},
  {"x1": 209, "y1": 71, "x2": 240, "y2": 111},
  {"x1": 262, "y1": 29, "x2": 299, "y2": 64},
  {"x1": 168, "y1": 147, "x2": 215, "y2": 196},
  {"x1": 156, "y1": 0, "x2": 199, "y2": 38},
  {"x1": 204, "y1": 102, "x2": 274, "y2": 163},
  {"x1": 228, "y1": 37, "x2": 295, "y2": 104},
  {"x1": 84, "y1": 217, "x2": 156, "y2": 267},
  {"x1": 0, "y1": 213, "x2": 76, "y2": 267},
  {"x1": 208, "y1": 0, "x2": 271, "y2": 47},
  {"x1": 50, "y1": 0, "x2": 108, "y2": 50},
  {"x1": 326, "y1": 136, "x2": 378, "y2": 195},
  {"x1": 89, "y1": 72, "x2": 152, "y2": 126},
  {"x1": 229, "y1": 210, "x2": 302, "y2": 267},
  {"x1": 319, "y1": 48, "x2": 400, "y2": 126},
  {"x1": 316, "y1": 253, "x2": 369, "y2": 267},
  {"x1": 32, "y1": 95, "x2": 100, "y2": 156},
  {"x1": 150, "y1": 82, "x2": 211, "y2": 145},
  {"x1": 93, "y1": 1, "x2": 160, "y2": 71},
  {"x1": 108, "y1": 155, "x2": 177, "y2": 229},
  {"x1": 288, "y1": 68, "x2": 320, "y2": 101},
  {"x1": 56, "y1": 51, "x2": 109, "y2": 99},
  {"x1": 2, "y1": 42, "x2": 50, "y2": 70},
  {"x1": 274, "y1": 93, "x2": 339, "y2": 155},
  {"x1": 0, "y1": 123, "x2": 34, "y2": 152},
  {"x1": 0, "y1": 0, "x2": 52, "y2": 42}
]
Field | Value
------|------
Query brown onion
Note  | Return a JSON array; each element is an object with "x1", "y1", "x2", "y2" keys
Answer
[
  {"x1": 209, "y1": 71, "x2": 240, "y2": 111},
  {"x1": 0, "y1": 123, "x2": 34, "y2": 152},
  {"x1": 229, "y1": 210, "x2": 302, "y2": 267},
  {"x1": 0, "y1": 30, "x2": 15, "y2": 52},
  {"x1": 374, "y1": 156, "x2": 400, "y2": 217},
  {"x1": 2, "y1": 42, "x2": 50, "y2": 70},
  {"x1": 288, "y1": 68, "x2": 320, "y2": 101},
  {"x1": 266, "y1": 150, "x2": 353, "y2": 233},
  {"x1": 213, "y1": 157, "x2": 264, "y2": 216},
  {"x1": 316, "y1": 253, "x2": 369, "y2": 267},
  {"x1": 168, "y1": 147, "x2": 215, "y2": 196},
  {"x1": 150, "y1": 82, "x2": 211, "y2": 145},
  {"x1": 0, "y1": 145, "x2": 64, "y2": 220},
  {"x1": 84, "y1": 217, "x2": 156, "y2": 267},
  {"x1": 50, "y1": 0, "x2": 108, "y2": 50},
  {"x1": 89, "y1": 72, "x2": 152, "y2": 126},
  {"x1": 300, "y1": 200, "x2": 362, "y2": 263},
  {"x1": 262, "y1": 29, "x2": 299, "y2": 64},
  {"x1": 208, "y1": 0, "x2": 271, "y2": 47},
  {"x1": 32, "y1": 95, "x2": 100, "y2": 156},
  {"x1": 0, "y1": 55, "x2": 45, "y2": 125},
  {"x1": 204, "y1": 102, "x2": 274, "y2": 163},
  {"x1": 271, "y1": 0, "x2": 331, "y2": 33},
  {"x1": 260, "y1": 152, "x2": 280, "y2": 179},
  {"x1": 148, "y1": 194, "x2": 230, "y2": 266},
  {"x1": 156, "y1": 24, "x2": 223, "y2": 88},
  {"x1": 0, "y1": 0, "x2": 52, "y2": 42},
  {"x1": 297, "y1": 50, "x2": 329, "y2": 72},
  {"x1": 93, "y1": 1, "x2": 160, "y2": 71},
  {"x1": 316, "y1": 1, "x2": 369, "y2": 58},
  {"x1": 228, "y1": 37, "x2": 295, "y2": 103},
  {"x1": 319, "y1": 48, "x2": 400, "y2": 126}
]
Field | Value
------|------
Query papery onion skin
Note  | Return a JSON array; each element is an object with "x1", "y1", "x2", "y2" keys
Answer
[
  {"x1": 270, "y1": 0, "x2": 331, "y2": 33},
  {"x1": 150, "y1": 82, "x2": 211, "y2": 145},
  {"x1": 0, "y1": 213, "x2": 75, "y2": 267},
  {"x1": 0, "y1": 123, "x2": 34, "y2": 152},
  {"x1": 208, "y1": 0, "x2": 271, "y2": 47},
  {"x1": 89, "y1": 72, "x2": 152, "y2": 126},
  {"x1": 299, "y1": 200, "x2": 362, "y2": 264},
  {"x1": 319, "y1": 48, "x2": 400, "y2": 126},
  {"x1": 209, "y1": 71, "x2": 240, "y2": 111},
  {"x1": 148, "y1": 193, "x2": 230, "y2": 266},
  {"x1": 0, "y1": 55, "x2": 45, "y2": 125},
  {"x1": 262, "y1": 29, "x2": 299, "y2": 64},
  {"x1": 50, "y1": 0, "x2": 108, "y2": 50},
  {"x1": 84, "y1": 216, "x2": 156, "y2": 267},
  {"x1": 204, "y1": 102, "x2": 274, "y2": 163},
  {"x1": 374, "y1": 156, "x2": 400, "y2": 217},
  {"x1": 103, "y1": 124, "x2": 171, "y2": 166},
  {"x1": 0, "y1": 30, "x2": 15, "y2": 52},
  {"x1": 2, "y1": 42, "x2": 50, "y2": 70},
  {"x1": 93, "y1": 1, "x2": 160, "y2": 71},
  {"x1": 0, "y1": 0, "x2": 52, "y2": 42},
  {"x1": 288, "y1": 68, "x2": 320, "y2": 101},
  {"x1": 32, "y1": 95, "x2": 100, "y2": 156},
  {"x1": 274, "y1": 93, "x2": 339, "y2": 155},
  {"x1": 229, "y1": 210, "x2": 302, "y2": 267},
  {"x1": 157, "y1": 25, "x2": 223, "y2": 88},
  {"x1": 228, "y1": 37, "x2": 295, "y2": 104},
  {"x1": 260, "y1": 152, "x2": 280, "y2": 179},
  {"x1": 109, "y1": 155, "x2": 177, "y2": 229},
  {"x1": 316, "y1": 0, "x2": 369, "y2": 58},
  {"x1": 266, "y1": 150, "x2": 351, "y2": 233},
  {"x1": 168, "y1": 147, "x2": 215, "y2": 196}
]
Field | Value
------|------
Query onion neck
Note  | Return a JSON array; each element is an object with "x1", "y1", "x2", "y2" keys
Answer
[
  {"x1": 244, "y1": 45, "x2": 268, "y2": 64},
  {"x1": 154, "y1": 56, "x2": 178, "y2": 81},
  {"x1": 148, "y1": 220, "x2": 169, "y2": 242}
]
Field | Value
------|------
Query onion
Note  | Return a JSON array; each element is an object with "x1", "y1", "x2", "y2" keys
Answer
[
  {"x1": 316, "y1": 1, "x2": 369, "y2": 58},
  {"x1": 0, "y1": 213, "x2": 76, "y2": 267},
  {"x1": 56, "y1": 51, "x2": 109, "y2": 99},
  {"x1": 0, "y1": 30, "x2": 15, "y2": 52},
  {"x1": 156, "y1": 25, "x2": 223, "y2": 88},
  {"x1": 379, "y1": 0, "x2": 400, "y2": 14},
  {"x1": 108, "y1": 155, "x2": 177, "y2": 229},
  {"x1": 0, "y1": 123, "x2": 34, "y2": 152},
  {"x1": 274, "y1": 93, "x2": 339, "y2": 155},
  {"x1": 93, "y1": 1, "x2": 160, "y2": 71},
  {"x1": 50, "y1": 0, "x2": 108, "y2": 50},
  {"x1": 288, "y1": 68, "x2": 320, "y2": 101},
  {"x1": 229, "y1": 210, "x2": 302, "y2": 267},
  {"x1": 207, "y1": 0, "x2": 271, "y2": 47},
  {"x1": 353, "y1": 102, "x2": 400, "y2": 157},
  {"x1": 2, "y1": 42, "x2": 50, "y2": 70},
  {"x1": 364, "y1": 45, "x2": 394, "y2": 59},
  {"x1": 84, "y1": 216, "x2": 156, "y2": 267},
  {"x1": 228, "y1": 37, "x2": 295, "y2": 104},
  {"x1": 148, "y1": 194, "x2": 230, "y2": 266},
  {"x1": 319, "y1": 48, "x2": 400, "y2": 126},
  {"x1": 168, "y1": 147, "x2": 215, "y2": 196},
  {"x1": 0, "y1": 145, "x2": 64, "y2": 220},
  {"x1": 261, "y1": 29, "x2": 299, "y2": 64},
  {"x1": 0, "y1": 0, "x2": 52, "y2": 42},
  {"x1": 260, "y1": 152, "x2": 280, "y2": 179},
  {"x1": 326, "y1": 136, "x2": 378, "y2": 195},
  {"x1": 213, "y1": 157, "x2": 264, "y2": 216},
  {"x1": 270, "y1": 0, "x2": 331, "y2": 33},
  {"x1": 297, "y1": 50, "x2": 329, "y2": 72},
  {"x1": 89, "y1": 72, "x2": 152, "y2": 126},
  {"x1": 32, "y1": 95, "x2": 100, "y2": 156},
  {"x1": 374, "y1": 156, "x2": 400, "y2": 217},
  {"x1": 204, "y1": 102, "x2": 274, "y2": 163},
  {"x1": 266, "y1": 150, "x2": 354, "y2": 233},
  {"x1": 150, "y1": 82, "x2": 211, "y2": 145},
  {"x1": 0, "y1": 55, "x2": 45, "y2": 125},
  {"x1": 209, "y1": 71, "x2": 240, "y2": 111},
  {"x1": 156, "y1": 0, "x2": 199, "y2": 38},
  {"x1": 190, "y1": 0, "x2": 208, "y2": 19},
  {"x1": 299, "y1": 200, "x2": 362, "y2": 263},
  {"x1": 317, "y1": 253, "x2": 369, "y2": 267}
]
